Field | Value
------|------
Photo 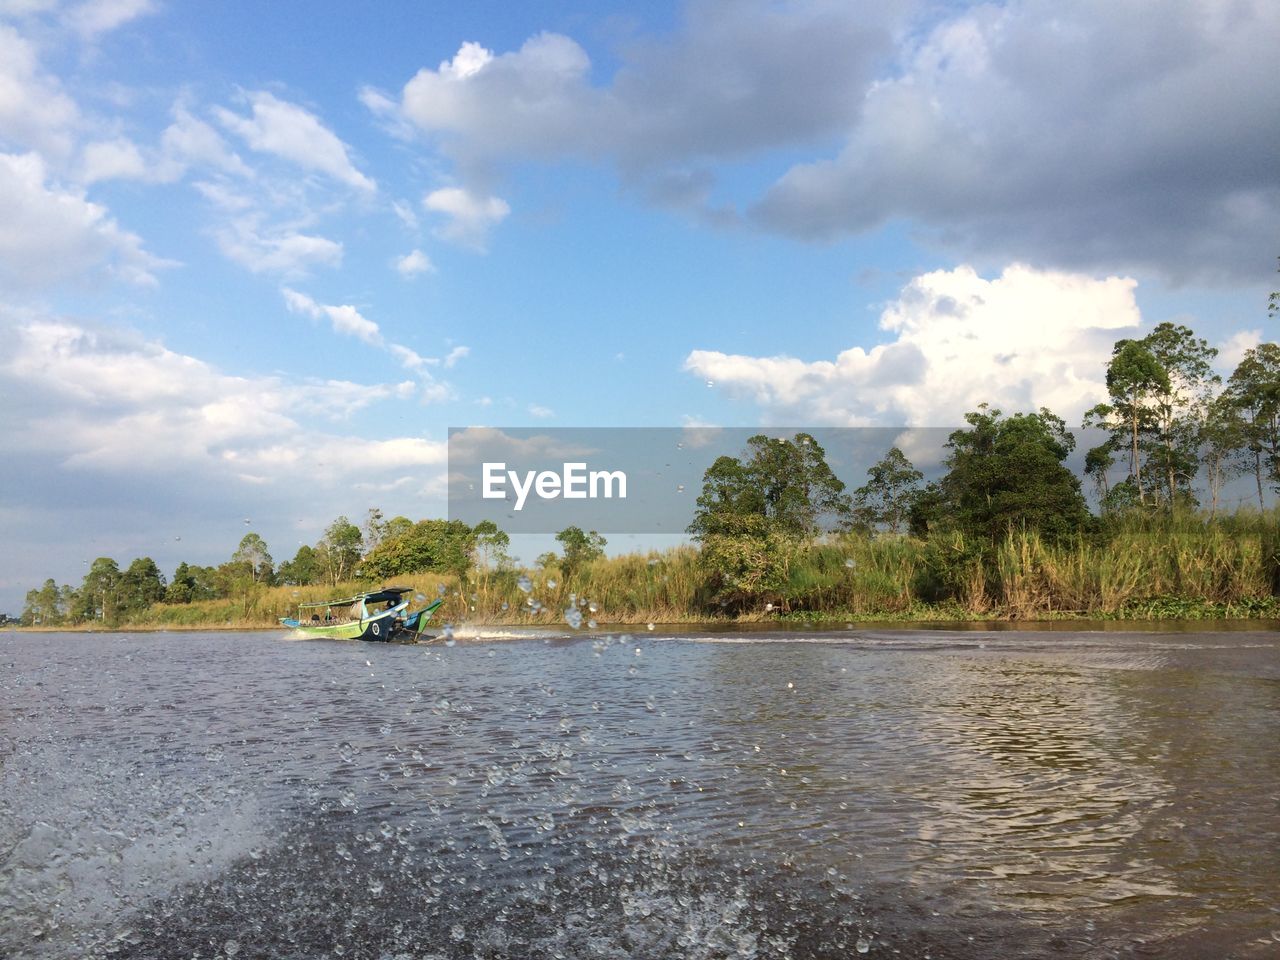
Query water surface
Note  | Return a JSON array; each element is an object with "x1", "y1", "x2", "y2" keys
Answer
[{"x1": 2, "y1": 626, "x2": 1278, "y2": 958}]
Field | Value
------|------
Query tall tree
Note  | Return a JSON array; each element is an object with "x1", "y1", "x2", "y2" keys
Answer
[
  {"x1": 1102, "y1": 339, "x2": 1169, "y2": 504},
  {"x1": 689, "y1": 433, "x2": 851, "y2": 539},
  {"x1": 852, "y1": 446, "x2": 923, "y2": 534},
  {"x1": 1224, "y1": 342, "x2": 1280, "y2": 509},
  {"x1": 316, "y1": 516, "x2": 364, "y2": 586},
  {"x1": 1199, "y1": 393, "x2": 1248, "y2": 517},
  {"x1": 119, "y1": 557, "x2": 166, "y2": 613},
  {"x1": 1142, "y1": 322, "x2": 1219, "y2": 506},
  {"x1": 938, "y1": 406, "x2": 1089, "y2": 543},
  {"x1": 77, "y1": 557, "x2": 121, "y2": 623},
  {"x1": 276, "y1": 545, "x2": 320, "y2": 586},
  {"x1": 555, "y1": 526, "x2": 606, "y2": 582},
  {"x1": 231, "y1": 532, "x2": 274, "y2": 583}
]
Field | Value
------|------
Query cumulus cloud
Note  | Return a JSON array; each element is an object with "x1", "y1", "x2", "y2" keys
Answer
[
  {"x1": 0, "y1": 150, "x2": 172, "y2": 289},
  {"x1": 685, "y1": 264, "x2": 1144, "y2": 427},
  {"x1": 0, "y1": 24, "x2": 79, "y2": 158},
  {"x1": 423, "y1": 186, "x2": 509, "y2": 250},
  {"x1": 394, "y1": 248, "x2": 435, "y2": 278},
  {"x1": 374, "y1": 0, "x2": 1278, "y2": 280},
  {"x1": 752, "y1": 0, "x2": 1280, "y2": 281},
  {"x1": 216, "y1": 90, "x2": 375, "y2": 193},
  {"x1": 0, "y1": 318, "x2": 435, "y2": 474}
]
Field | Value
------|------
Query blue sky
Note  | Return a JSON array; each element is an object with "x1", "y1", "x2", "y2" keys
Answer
[{"x1": 1, "y1": 0, "x2": 1277, "y2": 612}]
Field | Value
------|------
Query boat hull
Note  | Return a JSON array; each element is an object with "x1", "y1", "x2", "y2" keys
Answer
[{"x1": 280, "y1": 598, "x2": 444, "y2": 643}]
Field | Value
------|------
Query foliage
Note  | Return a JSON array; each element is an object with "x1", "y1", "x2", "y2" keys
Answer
[
  {"x1": 688, "y1": 433, "x2": 851, "y2": 539},
  {"x1": 231, "y1": 533, "x2": 274, "y2": 583},
  {"x1": 360, "y1": 519, "x2": 476, "y2": 582},
  {"x1": 276, "y1": 546, "x2": 320, "y2": 586},
  {"x1": 554, "y1": 526, "x2": 606, "y2": 582},
  {"x1": 936, "y1": 406, "x2": 1089, "y2": 543},
  {"x1": 852, "y1": 446, "x2": 923, "y2": 534},
  {"x1": 316, "y1": 516, "x2": 364, "y2": 586}
]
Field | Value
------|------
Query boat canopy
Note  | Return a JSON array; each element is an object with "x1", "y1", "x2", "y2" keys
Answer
[{"x1": 296, "y1": 587, "x2": 412, "y2": 610}]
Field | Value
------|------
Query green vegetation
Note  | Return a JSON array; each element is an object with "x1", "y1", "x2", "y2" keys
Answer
[{"x1": 19, "y1": 317, "x2": 1280, "y2": 629}]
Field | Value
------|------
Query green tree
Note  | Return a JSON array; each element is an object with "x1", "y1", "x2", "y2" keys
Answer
[
  {"x1": 276, "y1": 545, "x2": 321, "y2": 586},
  {"x1": 316, "y1": 516, "x2": 364, "y2": 586},
  {"x1": 1099, "y1": 339, "x2": 1170, "y2": 504},
  {"x1": 689, "y1": 433, "x2": 851, "y2": 539},
  {"x1": 937, "y1": 405, "x2": 1089, "y2": 543},
  {"x1": 359, "y1": 519, "x2": 476, "y2": 582},
  {"x1": 119, "y1": 557, "x2": 166, "y2": 614},
  {"x1": 1200, "y1": 392, "x2": 1248, "y2": 517},
  {"x1": 21, "y1": 578, "x2": 66, "y2": 626},
  {"x1": 231, "y1": 532, "x2": 274, "y2": 584},
  {"x1": 554, "y1": 526, "x2": 606, "y2": 582},
  {"x1": 852, "y1": 446, "x2": 923, "y2": 534},
  {"x1": 1224, "y1": 342, "x2": 1280, "y2": 509},
  {"x1": 77, "y1": 557, "x2": 121, "y2": 623},
  {"x1": 1142, "y1": 322, "x2": 1219, "y2": 506}
]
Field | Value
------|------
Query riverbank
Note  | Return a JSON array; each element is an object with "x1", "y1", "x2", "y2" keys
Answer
[{"x1": 18, "y1": 521, "x2": 1280, "y2": 630}]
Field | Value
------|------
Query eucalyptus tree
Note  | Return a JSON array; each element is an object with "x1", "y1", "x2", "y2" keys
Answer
[
  {"x1": 852, "y1": 446, "x2": 924, "y2": 534},
  {"x1": 1224, "y1": 342, "x2": 1280, "y2": 509},
  {"x1": 1142, "y1": 322, "x2": 1219, "y2": 507}
]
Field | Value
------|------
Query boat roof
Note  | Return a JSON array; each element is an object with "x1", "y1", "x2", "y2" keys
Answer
[{"x1": 297, "y1": 587, "x2": 412, "y2": 609}]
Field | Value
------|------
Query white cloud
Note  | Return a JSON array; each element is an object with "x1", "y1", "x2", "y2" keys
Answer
[
  {"x1": 63, "y1": 0, "x2": 157, "y2": 37},
  {"x1": 443, "y1": 345, "x2": 468, "y2": 368},
  {"x1": 281, "y1": 287, "x2": 381, "y2": 345},
  {"x1": 160, "y1": 105, "x2": 252, "y2": 177},
  {"x1": 394, "y1": 248, "x2": 435, "y2": 278},
  {"x1": 0, "y1": 150, "x2": 172, "y2": 289},
  {"x1": 214, "y1": 219, "x2": 342, "y2": 276},
  {"x1": 217, "y1": 91, "x2": 375, "y2": 193},
  {"x1": 528, "y1": 404, "x2": 554, "y2": 419},
  {"x1": 1217, "y1": 329, "x2": 1262, "y2": 373},
  {"x1": 0, "y1": 24, "x2": 79, "y2": 158},
  {"x1": 0, "y1": 317, "x2": 447, "y2": 488},
  {"x1": 685, "y1": 264, "x2": 1144, "y2": 427},
  {"x1": 79, "y1": 136, "x2": 160, "y2": 183},
  {"x1": 423, "y1": 186, "x2": 509, "y2": 250}
]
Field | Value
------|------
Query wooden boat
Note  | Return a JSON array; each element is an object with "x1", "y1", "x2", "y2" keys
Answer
[{"x1": 280, "y1": 587, "x2": 444, "y2": 642}]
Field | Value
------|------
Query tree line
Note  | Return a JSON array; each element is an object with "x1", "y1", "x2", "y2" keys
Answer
[{"x1": 17, "y1": 508, "x2": 614, "y2": 627}]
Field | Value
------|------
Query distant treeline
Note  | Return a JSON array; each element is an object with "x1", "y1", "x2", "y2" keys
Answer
[{"x1": 18, "y1": 322, "x2": 1280, "y2": 626}]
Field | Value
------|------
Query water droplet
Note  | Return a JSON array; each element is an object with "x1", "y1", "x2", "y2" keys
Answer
[
  {"x1": 646, "y1": 622, "x2": 655, "y2": 631},
  {"x1": 856, "y1": 938, "x2": 871, "y2": 954},
  {"x1": 501, "y1": 601, "x2": 510, "y2": 611},
  {"x1": 588, "y1": 602, "x2": 599, "y2": 614},
  {"x1": 338, "y1": 741, "x2": 359, "y2": 763},
  {"x1": 547, "y1": 578, "x2": 557, "y2": 589},
  {"x1": 676, "y1": 484, "x2": 685, "y2": 493},
  {"x1": 437, "y1": 583, "x2": 447, "y2": 596},
  {"x1": 450, "y1": 924, "x2": 466, "y2": 942},
  {"x1": 845, "y1": 558, "x2": 857, "y2": 569},
  {"x1": 415, "y1": 592, "x2": 427, "y2": 603},
  {"x1": 587, "y1": 619, "x2": 598, "y2": 629},
  {"x1": 225, "y1": 940, "x2": 241, "y2": 957},
  {"x1": 564, "y1": 608, "x2": 583, "y2": 629},
  {"x1": 705, "y1": 379, "x2": 714, "y2": 388},
  {"x1": 517, "y1": 575, "x2": 532, "y2": 594}
]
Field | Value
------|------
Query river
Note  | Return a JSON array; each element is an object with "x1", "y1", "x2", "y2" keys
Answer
[{"x1": 2, "y1": 625, "x2": 1278, "y2": 959}]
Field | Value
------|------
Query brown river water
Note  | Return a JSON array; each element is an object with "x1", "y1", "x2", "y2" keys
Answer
[{"x1": 1, "y1": 625, "x2": 1278, "y2": 959}]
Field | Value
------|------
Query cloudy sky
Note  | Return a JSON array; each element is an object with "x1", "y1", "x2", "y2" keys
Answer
[{"x1": 1, "y1": 0, "x2": 1277, "y2": 612}]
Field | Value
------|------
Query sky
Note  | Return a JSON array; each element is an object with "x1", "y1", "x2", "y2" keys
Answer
[{"x1": 1, "y1": 0, "x2": 1278, "y2": 613}]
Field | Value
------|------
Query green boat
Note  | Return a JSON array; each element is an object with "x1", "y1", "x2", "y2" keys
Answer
[{"x1": 280, "y1": 587, "x2": 444, "y2": 643}]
